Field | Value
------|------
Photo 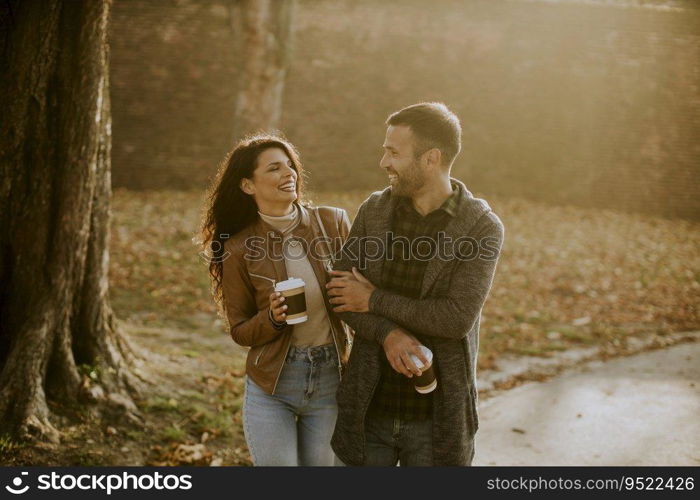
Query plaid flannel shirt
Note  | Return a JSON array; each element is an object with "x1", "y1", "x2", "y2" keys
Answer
[{"x1": 367, "y1": 185, "x2": 460, "y2": 421}]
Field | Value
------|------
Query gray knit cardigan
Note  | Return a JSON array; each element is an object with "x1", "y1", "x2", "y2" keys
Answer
[{"x1": 331, "y1": 178, "x2": 505, "y2": 466}]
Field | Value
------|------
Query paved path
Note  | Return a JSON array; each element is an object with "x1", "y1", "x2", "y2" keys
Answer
[{"x1": 474, "y1": 342, "x2": 700, "y2": 466}]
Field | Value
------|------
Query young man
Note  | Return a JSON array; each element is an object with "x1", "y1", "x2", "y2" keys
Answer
[{"x1": 326, "y1": 102, "x2": 505, "y2": 466}]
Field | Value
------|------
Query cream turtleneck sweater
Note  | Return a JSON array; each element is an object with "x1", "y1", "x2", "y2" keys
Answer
[{"x1": 258, "y1": 205, "x2": 333, "y2": 348}]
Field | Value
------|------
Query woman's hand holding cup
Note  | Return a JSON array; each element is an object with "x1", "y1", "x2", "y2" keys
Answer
[{"x1": 269, "y1": 291, "x2": 288, "y2": 324}]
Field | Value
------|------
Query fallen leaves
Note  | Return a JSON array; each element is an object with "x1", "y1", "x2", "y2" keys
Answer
[
  {"x1": 109, "y1": 189, "x2": 218, "y2": 331},
  {"x1": 109, "y1": 189, "x2": 700, "y2": 363},
  {"x1": 148, "y1": 442, "x2": 212, "y2": 466}
]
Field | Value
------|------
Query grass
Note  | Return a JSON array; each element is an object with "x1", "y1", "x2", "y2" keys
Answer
[
  {"x1": 0, "y1": 435, "x2": 23, "y2": 455},
  {"x1": 135, "y1": 363, "x2": 245, "y2": 459},
  {"x1": 159, "y1": 425, "x2": 188, "y2": 443},
  {"x1": 74, "y1": 451, "x2": 107, "y2": 467},
  {"x1": 143, "y1": 396, "x2": 181, "y2": 413},
  {"x1": 77, "y1": 363, "x2": 101, "y2": 382}
]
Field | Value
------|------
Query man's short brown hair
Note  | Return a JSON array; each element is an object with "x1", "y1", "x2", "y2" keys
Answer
[{"x1": 386, "y1": 102, "x2": 462, "y2": 166}]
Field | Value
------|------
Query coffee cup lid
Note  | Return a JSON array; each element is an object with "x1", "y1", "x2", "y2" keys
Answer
[
  {"x1": 274, "y1": 277, "x2": 305, "y2": 291},
  {"x1": 409, "y1": 345, "x2": 433, "y2": 369}
]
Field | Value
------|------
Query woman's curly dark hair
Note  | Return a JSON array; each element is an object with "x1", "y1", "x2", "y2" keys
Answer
[{"x1": 198, "y1": 134, "x2": 307, "y2": 324}]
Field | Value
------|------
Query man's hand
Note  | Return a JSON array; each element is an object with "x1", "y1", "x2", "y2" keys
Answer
[
  {"x1": 326, "y1": 267, "x2": 376, "y2": 313},
  {"x1": 382, "y1": 329, "x2": 430, "y2": 378}
]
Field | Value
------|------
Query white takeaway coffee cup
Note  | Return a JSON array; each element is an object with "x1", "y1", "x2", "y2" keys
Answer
[{"x1": 274, "y1": 278, "x2": 307, "y2": 325}]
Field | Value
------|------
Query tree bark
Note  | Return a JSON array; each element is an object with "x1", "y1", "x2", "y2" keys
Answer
[
  {"x1": 0, "y1": 0, "x2": 143, "y2": 443},
  {"x1": 230, "y1": 0, "x2": 295, "y2": 141}
]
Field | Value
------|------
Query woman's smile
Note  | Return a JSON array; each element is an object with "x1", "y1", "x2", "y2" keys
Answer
[{"x1": 279, "y1": 180, "x2": 296, "y2": 192}]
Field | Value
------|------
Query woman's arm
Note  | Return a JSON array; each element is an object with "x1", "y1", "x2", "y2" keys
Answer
[{"x1": 221, "y1": 243, "x2": 288, "y2": 347}]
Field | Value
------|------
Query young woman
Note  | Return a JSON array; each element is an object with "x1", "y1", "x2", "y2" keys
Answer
[{"x1": 200, "y1": 135, "x2": 351, "y2": 466}]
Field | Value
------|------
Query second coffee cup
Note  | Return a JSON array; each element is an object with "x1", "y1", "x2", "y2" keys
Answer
[
  {"x1": 410, "y1": 345, "x2": 437, "y2": 394},
  {"x1": 274, "y1": 277, "x2": 307, "y2": 324}
]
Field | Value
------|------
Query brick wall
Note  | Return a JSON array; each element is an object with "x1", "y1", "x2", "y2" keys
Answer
[{"x1": 110, "y1": 0, "x2": 700, "y2": 219}]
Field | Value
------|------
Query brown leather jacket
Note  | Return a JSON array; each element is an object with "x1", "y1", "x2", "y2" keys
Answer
[{"x1": 221, "y1": 203, "x2": 352, "y2": 395}]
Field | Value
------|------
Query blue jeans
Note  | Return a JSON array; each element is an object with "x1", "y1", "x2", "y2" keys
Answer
[
  {"x1": 243, "y1": 343, "x2": 340, "y2": 466},
  {"x1": 363, "y1": 414, "x2": 433, "y2": 466}
]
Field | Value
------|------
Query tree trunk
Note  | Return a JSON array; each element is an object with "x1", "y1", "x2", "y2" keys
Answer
[
  {"x1": 231, "y1": 0, "x2": 295, "y2": 140},
  {"x1": 0, "y1": 0, "x2": 144, "y2": 443}
]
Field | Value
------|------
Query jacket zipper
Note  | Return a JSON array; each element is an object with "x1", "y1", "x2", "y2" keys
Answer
[
  {"x1": 248, "y1": 272, "x2": 276, "y2": 286},
  {"x1": 271, "y1": 342, "x2": 291, "y2": 394},
  {"x1": 320, "y1": 259, "x2": 343, "y2": 380},
  {"x1": 326, "y1": 307, "x2": 343, "y2": 381},
  {"x1": 312, "y1": 209, "x2": 345, "y2": 380},
  {"x1": 248, "y1": 235, "x2": 288, "y2": 391},
  {"x1": 254, "y1": 344, "x2": 269, "y2": 366}
]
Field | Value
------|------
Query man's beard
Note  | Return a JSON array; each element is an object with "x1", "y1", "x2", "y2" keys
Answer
[{"x1": 390, "y1": 158, "x2": 425, "y2": 197}]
